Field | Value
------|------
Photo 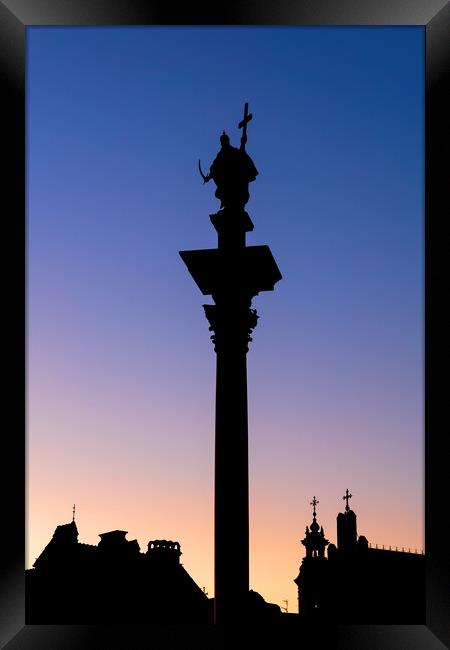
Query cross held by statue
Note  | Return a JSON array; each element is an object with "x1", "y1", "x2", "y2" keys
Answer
[
  {"x1": 343, "y1": 489, "x2": 352, "y2": 512},
  {"x1": 238, "y1": 102, "x2": 253, "y2": 150}
]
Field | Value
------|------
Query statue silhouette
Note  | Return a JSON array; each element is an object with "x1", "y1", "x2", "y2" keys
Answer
[{"x1": 202, "y1": 131, "x2": 258, "y2": 212}]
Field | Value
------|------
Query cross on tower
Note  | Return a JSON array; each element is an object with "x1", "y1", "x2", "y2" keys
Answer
[
  {"x1": 342, "y1": 489, "x2": 352, "y2": 512},
  {"x1": 238, "y1": 102, "x2": 253, "y2": 151},
  {"x1": 310, "y1": 496, "x2": 319, "y2": 518}
]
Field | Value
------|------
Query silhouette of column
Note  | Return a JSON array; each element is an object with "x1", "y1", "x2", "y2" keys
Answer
[
  {"x1": 203, "y1": 292, "x2": 256, "y2": 623},
  {"x1": 180, "y1": 105, "x2": 281, "y2": 624},
  {"x1": 180, "y1": 208, "x2": 281, "y2": 625}
]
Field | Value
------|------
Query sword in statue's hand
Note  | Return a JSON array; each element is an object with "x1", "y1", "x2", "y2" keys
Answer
[{"x1": 198, "y1": 159, "x2": 210, "y2": 184}]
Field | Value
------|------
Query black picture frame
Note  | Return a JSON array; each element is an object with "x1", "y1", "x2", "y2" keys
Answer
[{"x1": 1, "y1": 1, "x2": 448, "y2": 648}]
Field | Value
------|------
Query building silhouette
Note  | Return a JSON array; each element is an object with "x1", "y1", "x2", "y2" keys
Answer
[
  {"x1": 26, "y1": 498, "x2": 424, "y2": 624},
  {"x1": 26, "y1": 516, "x2": 282, "y2": 624},
  {"x1": 25, "y1": 518, "x2": 210, "y2": 623},
  {"x1": 294, "y1": 491, "x2": 425, "y2": 623}
]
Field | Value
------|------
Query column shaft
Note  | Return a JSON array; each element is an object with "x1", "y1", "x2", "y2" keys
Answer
[{"x1": 214, "y1": 340, "x2": 249, "y2": 624}]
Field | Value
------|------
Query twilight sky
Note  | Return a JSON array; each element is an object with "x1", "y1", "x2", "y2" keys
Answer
[{"x1": 27, "y1": 26, "x2": 424, "y2": 611}]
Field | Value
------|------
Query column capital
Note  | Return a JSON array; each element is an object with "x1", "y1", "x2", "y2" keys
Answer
[{"x1": 203, "y1": 303, "x2": 258, "y2": 353}]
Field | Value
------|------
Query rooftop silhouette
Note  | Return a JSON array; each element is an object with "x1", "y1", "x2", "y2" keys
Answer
[
  {"x1": 294, "y1": 491, "x2": 425, "y2": 623},
  {"x1": 25, "y1": 516, "x2": 282, "y2": 624},
  {"x1": 26, "y1": 490, "x2": 425, "y2": 625},
  {"x1": 26, "y1": 518, "x2": 209, "y2": 624}
]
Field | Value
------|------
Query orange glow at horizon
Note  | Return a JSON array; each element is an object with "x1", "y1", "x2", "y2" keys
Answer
[{"x1": 27, "y1": 449, "x2": 423, "y2": 611}]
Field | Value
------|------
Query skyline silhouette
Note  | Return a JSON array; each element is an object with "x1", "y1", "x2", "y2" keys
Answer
[
  {"x1": 27, "y1": 26, "x2": 424, "y2": 611},
  {"x1": 26, "y1": 486, "x2": 424, "y2": 623}
]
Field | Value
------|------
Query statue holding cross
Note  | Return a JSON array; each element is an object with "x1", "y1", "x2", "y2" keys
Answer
[{"x1": 199, "y1": 103, "x2": 258, "y2": 212}]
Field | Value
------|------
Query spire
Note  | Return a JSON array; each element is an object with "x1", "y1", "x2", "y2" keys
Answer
[
  {"x1": 310, "y1": 496, "x2": 319, "y2": 519},
  {"x1": 301, "y1": 496, "x2": 329, "y2": 558},
  {"x1": 72, "y1": 504, "x2": 76, "y2": 523},
  {"x1": 309, "y1": 496, "x2": 319, "y2": 532},
  {"x1": 342, "y1": 489, "x2": 352, "y2": 512}
]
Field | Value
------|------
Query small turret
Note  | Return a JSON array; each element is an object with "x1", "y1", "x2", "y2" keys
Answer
[
  {"x1": 301, "y1": 496, "x2": 329, "y2": 559},
  {"x1": 147, "y1": 539, "x2": 181, "y2": 565}
]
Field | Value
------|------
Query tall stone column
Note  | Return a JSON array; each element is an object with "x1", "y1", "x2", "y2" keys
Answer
[
  {"x1": 180, "y1": 107, "x2": 281, "y2": 625},
  {"x1": 180, "y1": 210, "x2": 280, "y2": 625},
  {"x1": 204, "y1": 295, "x2": 258, "y2": 621}
]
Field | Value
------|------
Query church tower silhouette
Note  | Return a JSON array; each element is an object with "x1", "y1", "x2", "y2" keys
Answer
[
  {"x1": 336, "y1": 488, "x2": 358, "y2": 552},
  {"x1": 294, "y1": 496, "x2": 330, "y2": 615},
  {"x1": 294, "y1": 490, "x2": 425, "y2": 622}
]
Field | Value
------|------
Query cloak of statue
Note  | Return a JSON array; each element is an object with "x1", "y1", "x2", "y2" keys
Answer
[{"x1": 207, "y1": 132, "x2": 258, "y2": 211}]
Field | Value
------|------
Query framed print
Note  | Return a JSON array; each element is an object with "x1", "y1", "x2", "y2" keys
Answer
[{"x1": 1, "y1": 1, "x2": 449, "y2": 648}]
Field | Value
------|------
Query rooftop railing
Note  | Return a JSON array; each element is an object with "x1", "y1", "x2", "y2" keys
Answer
[{"x1": 368, "y1": 542, "x2": 424, "y2": 554}]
